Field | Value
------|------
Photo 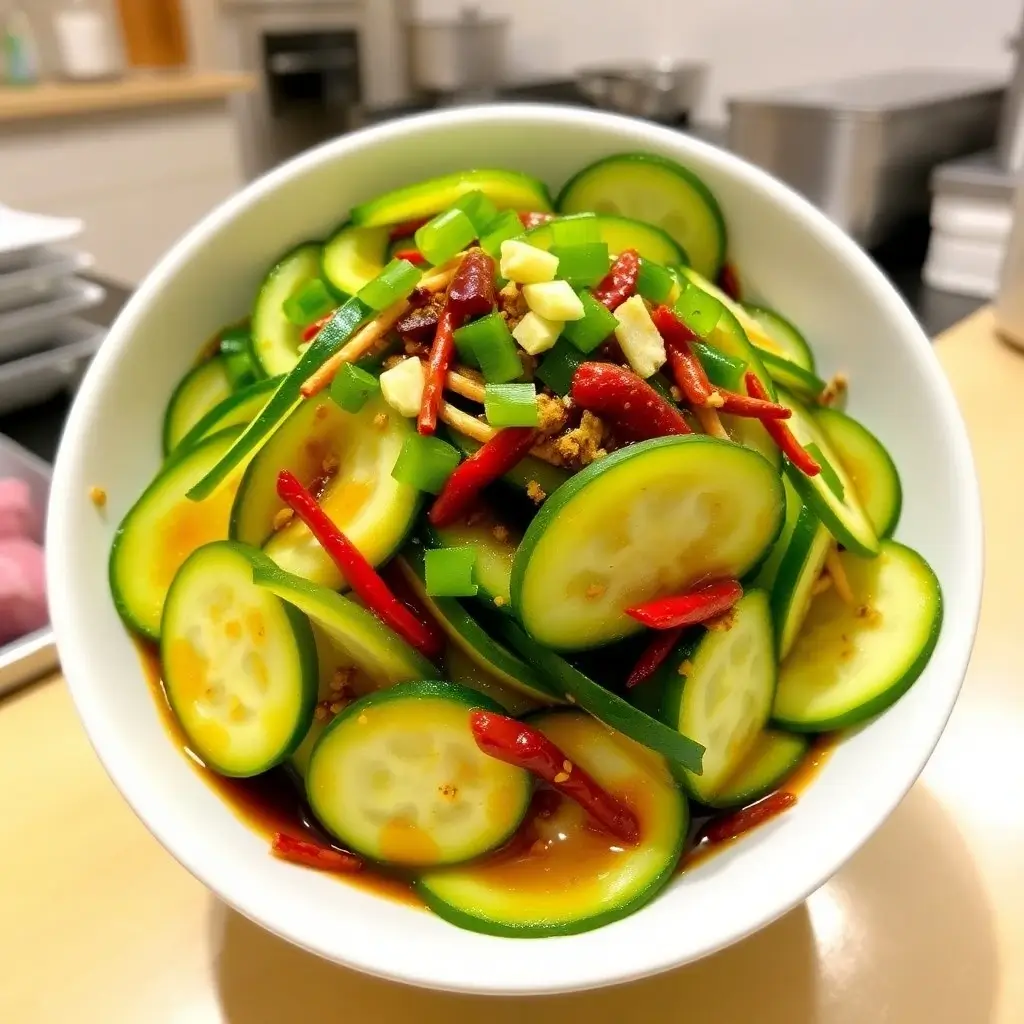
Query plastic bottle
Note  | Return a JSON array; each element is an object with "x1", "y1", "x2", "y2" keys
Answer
[{"x1": 2, "y1": 7, "x2": 40, "y2": 86}]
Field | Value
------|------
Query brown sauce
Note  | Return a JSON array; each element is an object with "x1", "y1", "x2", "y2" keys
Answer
[{"x1": 138, "y1": 641, "x2": 838, "y2": 903}]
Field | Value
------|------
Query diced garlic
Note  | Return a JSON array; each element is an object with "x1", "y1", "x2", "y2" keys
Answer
[
  {"x1": 378, "y1": 357, "x2": 425, "y2": 417},
  {"x1": 513, "y1": 311, "x2": 564, "y2": 355},
  {"x1": 613, "y1": 295, "x2": 667, "y2": 378},
  {"x1": 522, "y1": 280, "x2": 586, "y2": 321},
  {"x1": 500, "y1": 239, "x2": 559, "y2": 284}
]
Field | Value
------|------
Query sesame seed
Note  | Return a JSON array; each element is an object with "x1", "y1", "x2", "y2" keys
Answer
[
  {"x1": 562, "y1": 760, "x2": 573, "y2": 773},
  {"x1": 553, "y1": 772, "x2": 570, "y2": 783},
  {"x1": 566, "y1": 693, "x2": 576, "y2": 703},
  {"x1": 493, "y1": 595, "x2": 507, "y2": 607},
  {"x1": 88, "y1": 485, "x2": 107, "y2": 508},
  {"x1": 314, "y1": 705, "x2": 327, "y2": 721},
  {"x1": 358, "y1": 714, "x2": 368, "y2": 725},
  {"x1": 374, "y1": 412, "x2": 388, "y2": 429}
]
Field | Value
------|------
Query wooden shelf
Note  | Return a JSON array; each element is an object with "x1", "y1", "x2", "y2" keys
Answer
[{"x1": 0, "y1": 71, "x2": 255, "y2": 124}]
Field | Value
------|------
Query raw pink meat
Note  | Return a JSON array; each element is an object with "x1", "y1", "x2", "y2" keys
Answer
[
  {"x1": 0, "y1": 537, "x2": 47, "y2": 645},
  {"x1": 0, "y1": 477, "x2": 34, "y2": 540}
]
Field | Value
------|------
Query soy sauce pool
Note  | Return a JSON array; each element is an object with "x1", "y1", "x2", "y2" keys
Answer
[{"x1": 137, "y1": 640, "x2": 837, "y2": 908}]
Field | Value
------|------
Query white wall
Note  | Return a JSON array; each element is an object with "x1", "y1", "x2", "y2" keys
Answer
[{"x1": 414, "y1": 0, "x2": 1023, "y2": 121}]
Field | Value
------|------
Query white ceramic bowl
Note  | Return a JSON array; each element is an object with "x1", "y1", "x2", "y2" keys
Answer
[{"x1": 46, "y1": 106, "x2": 983, "y2": 995}]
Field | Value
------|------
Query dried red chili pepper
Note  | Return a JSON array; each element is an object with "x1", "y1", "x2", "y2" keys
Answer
[
  {"x1": 395, "y1": 303, "x2": 440, "y2": 344},
  {"x1": 717, "y1": 261, "x2": 742, "y2": 302},
  {"x1": 593, "y1": 249, "x2": 641, "y2": 311},
  {"x1": 388, "y1": 217, "x2": 430, "y2": 241},
  {"x1": 392, "y1": 247, "x2": 427, "y2": 266},
  {"x1": 417, "y1": 305, "x2": 457, "y2": 436},
  {"x1": 745, "y1": 372, "x2": 821, "y2": 476},
  {"x1": 703, "y1": 791, "x2": 797, "y2": 845},
  {"x1": 469, "y1": 710, "x2": 640, "y2": 844},
  {"x1": 651, "y1": 304, "x2": 713, "y2": 404},
  {"x1": 518, "y1": 211, "x2": 556, "y2": 229},
  {"x1": 445, "y1": 249, "x2": 497, "y2": 320},
  {"x1": 713, "y1": 389, "x2": 791, "y2": 420},
  {"x1": 428, "y1": 427, "x2": 537, "y2": 527},
  {"x1": 626, "y1": 626, "x2": 684, "y2": 689},
  {"x1": 626, "y1": 579, "x2": 744, "y2": 630},
  {"x1": 570, "y1": 361, "x2": 691, "y2": 442},
  {"x1": 276, "y1": 471, "x2": 443, "y2": 659},
  {"x1": 271, "y1": 833, "x2": 363, "y2": 873}
]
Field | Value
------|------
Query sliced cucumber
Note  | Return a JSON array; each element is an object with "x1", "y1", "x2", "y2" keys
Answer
[
  {"x1": 307, "y1": 680, "x2": 533, "y2": 867},
  {"x1": 424, "y1": 505, "x2": 521, "y2": 610},
  {"x1": 443, "y1": 643, "x2": 539, "y2": 716},
  {"x1": 631, "y1": 590, "x2": 776, "y2": 802},
  {"x1": 231, "y1": 393, "x2": 419, "y2": 588},
  {"x1": 774, "y1": 542, "x2": 942, "y2": 731},
  {"x1": 110, "y1": 428, "x2": 254, "y2": 639},
  {"x1": 418, "y1": 709, "x2": 688, "y2": 936},
  {"x1": 441, "y1": 426, "x2": 570, "y2": 499},
  {"x1": 186, "y1": 297, "x2": 372, "y2": 503},
  {"x1": 162, "y1": 357, "x2": 233, "y2": 456},
  {"x1": 707, "y1": 729, "x2": 809, "y2": 810},
  {"x1": 772, "y1": 501, "x2": 832, "y2": 660},
  {"x1": 351, "y1": 169, "x2": 553, "y2": 227},
  {"x1": 816, "y1": 408, "x2": 902, "y2": 538},
  {"x1": 160, "y1": 541, "x2": 317, "y2": 776},
  {"x1": 171, "y1": 376, "x2": 281, "y2": 456},
  {"x1": 251, "y1": 243, "x2": 325, "y2": 377},
  {"x1": 523, "y1": 213, "x2": 685, "y2": 265},
  {"x1": 496, "y1": 618, "x2": 705, "y2": 774},
  {"x1": 512, "y1": 435, "x2": 785, "y2": 650},
  {"x1": 321, "y1": 223, "x2": 389, "y2": 297},
  {"x1": 557, "y1": 152, "x2": 726, "y2": 279},
  {"x1": 395, "y1": 548, "x2": 561, "y2": 705},
  {"x1": 754, "y1": 475, "x2": 802, "y2": 592},
  {"x1": 743, "y1": 305, "x2": 815, "y2": 371},
  {"x1": 776, "y1": 390, "x2": 880, "y2": 558},
  {"x1": 759, "y1": 350, "x2": 826, "y2": 404}
]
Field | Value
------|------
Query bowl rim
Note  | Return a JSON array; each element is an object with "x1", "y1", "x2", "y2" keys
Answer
[{"x1": 46, "y1": 103, "x2": 984, "y2": 995}]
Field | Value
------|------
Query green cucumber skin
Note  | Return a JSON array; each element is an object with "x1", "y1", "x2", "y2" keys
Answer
[
  {"x1": 495, "y1": 616, "x2": 705, "y2": 774},
  {"x1": 161, "y1": 357, "x2": 232, "y2": 457},
  {"x1": 758, "y1": 351, "x2": 826, "y2": 402},
  {"x1": 186, "y1": 297, "x2": 372, "y2": 502},
  {"x1": 523, "y1": 213, "x2": 685, "y2": 265},
  {"x1": 703, "y1": 730, "x2": 810, "y2": 810},
  {"x1": 510, "y1": 435, "x2": 786, "y2": 652},
  {"x1": 772, "y1": 542, "x2": 943, "y2": 733},
  {"x1": 160, "y1": 541, "x2": 319, "y2": 777},
  {"x1": 556, "y1": 152, "x2": 727, "y2": 279},
  {"x1": 170, "y1": 376, "x2": 282, "y2": 458},
  {"x1": 417, "y1": 707, "x2": 689, "y2": 938},
  {"x1": 744, "y1": 304, "x2": 816, "y2": 372},
  {"x1": 422, "y1": 519, "x2": 518, "y2": 612},
  {"x1": 110, "y1": 427, "x2": 244, "y2": 640},
  {"x1": 815, "y1": 408, "x2": 903, "y2": 539},
  {"x1": 771, "y1": 504, "x2": 830, "y2": 658},
  {"x1": 351, "y1": 169, "x2": 553, "y2": 227}
]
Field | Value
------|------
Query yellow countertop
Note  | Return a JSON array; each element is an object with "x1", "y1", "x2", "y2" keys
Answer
[
  {"x1": 1, "y1": 307, "x2": 1021, "y2": 1021},
  {"x1": 0, "y1": 71, "x2": 255, "y2": 124}
]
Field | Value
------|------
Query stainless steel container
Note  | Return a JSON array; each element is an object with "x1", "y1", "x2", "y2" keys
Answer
[
  {"x1": 994, "y1": 174, "x2": 1024, "y2": 352},
  {"x1": 406, "y1": 8, "x2": 508, "y2": 99},
  {"x1": 0, "y1": 434, "x2": 55, "y2": 698},
  {"x1": 576, "y1": 60, "x2": 707, "y2": 125},
  {"x1": 728, "y1": 71, "x2": 1005, "y2": 246}
]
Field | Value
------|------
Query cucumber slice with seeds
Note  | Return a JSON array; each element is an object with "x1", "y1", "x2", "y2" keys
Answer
[
  {"x1": 252, "y1": 243, "x2": 325, "y2": 377},
  {"x1": 771, "y1": 502, "x2": 832, "y2": 660},
  {"x1": 630, "y1": 590, "x2": 776, "y2": 802},
  {"x1": 160, "y1": 541, "x2": 318, "y2": 777},
  {"x1": 321, "y1": 222, "x2": 388, "y2": 298},
  {"x1": 306, "y1": 680, "x2": 533, "y2": 867},
  {"x1": 172, "y1": 375, "x2": 282, "y2": 456},
  {"x1": 816, "y1": 408, "x2": 902, "y2": 538},
  {"x1": 231, "y1": 393, "x2": 419, "y2": 588},
  {"x1": 512, "y1": 435, "x2": 785, "y2": 650},
  {"x1": 110, "y1": 428, "x2": 255, "y2": 639},
  {"x1": 744, "y1": 304, "x2": 815, "y2": 371},
  {"x1": 776, "y1": 390, "x2": 880, "y2": 558},
  {"x1": 773, "y1": 541, "x2": 942, "y2": 731},
  {"x1": 557, "y1": 152, "x2": 726, "y2": 278},
  {"x1": 707, "y1": 729, "x2": 810, "y2": 810},
  {"x1": 351, "y1": 169, "x2": 553, "y2": 227},
  {"x1": 162, "y1": 357, "x2": 233, "y2": 456},
  {"x1": 523, "y1": 213, "x2": 685, "y2": 265},
  {"x1": 418, "y1": 709, "x2": 688, "y2": 936}
]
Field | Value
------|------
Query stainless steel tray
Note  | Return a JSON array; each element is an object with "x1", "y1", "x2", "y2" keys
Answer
[
  {"x1": 0, "y1": 247, "x2": 93, "y2": 314},
  {"x1": 0, "y1": 279, "x2": 105, "y2": 361},
  {"x1": 0, "y1": 434, "x2": 55, "y2": 698}
]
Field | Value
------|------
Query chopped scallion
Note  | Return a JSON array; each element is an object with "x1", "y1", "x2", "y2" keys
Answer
[
  {"x1": 415, "y1": 208, "x2": 477, "y2": 266},
  {"x1": 480, "y1": 210, "x2": 524, "y2": 258},
  {"x1": 454, "y1": 312, "x2": 522, "y2": 384},
  {"x1": 636, "y1": 259, "x2": 675, "y2": 305},
  {"x1": 330, "y1": 362, "x2": 379, "y2": 413},
  {"x1": 452, "y1": 190, "x2": 501, "y2": 235},
  {"x1": 562, "y1": 290, "x2": 618, "y2": 353},
  {"x1": 550, "y1": 243, "x2": 610, "y2": 288},
  {"x1": 484, "y1": 382, "x2": 539, "y2": 427},
  {"x1": 536, "y1": 338, "x2": 585, "y2": 396},
  {"x1": 391, "y1": 434, "x2": 462, "y2": 494},
  {"x1": 549, "y1": 213, "x2": 601, "y2": 247},
  {"x1": 425, "y1": 546, "x2": 478, "y2": 598},
  {"x1": 283, "y1": 278, "x2": 335, "y2": 327},
  {"x1": 674, "y1": 281, "x2": 723, "y2": 339},
  {"x1": 357, "y1": 258, "x2": 422, "y2": 311}
]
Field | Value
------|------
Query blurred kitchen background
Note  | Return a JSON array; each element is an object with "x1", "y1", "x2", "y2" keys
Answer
[{"x1": 2, "y1": 0, "x2": 1024, "y2": 457}]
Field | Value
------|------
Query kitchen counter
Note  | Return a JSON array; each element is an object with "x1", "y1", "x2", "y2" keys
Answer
[
  {"x1": 1, "y1": 306, "x2": 1020, "y2": 1021},
  {"x1": 0, "y1": 71, "x2": 254, "y2": 124}
]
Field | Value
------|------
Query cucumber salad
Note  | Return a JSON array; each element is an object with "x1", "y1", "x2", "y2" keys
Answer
[{"x1": 108, "y1": 153, "x2": 942, "y2": 938}]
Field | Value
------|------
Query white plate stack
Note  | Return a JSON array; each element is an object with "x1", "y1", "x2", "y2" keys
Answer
[{"x1": 0, "y1": 204, "x2": 106, "y2": 416}]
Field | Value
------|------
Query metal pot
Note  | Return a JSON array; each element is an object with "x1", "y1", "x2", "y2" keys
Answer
[
  {"x1": 406, "y1": 7, "x2": 508, "y2": 98},
  {"x1": 576, "y1": 60, "x2": 708, "y2": 124}
]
